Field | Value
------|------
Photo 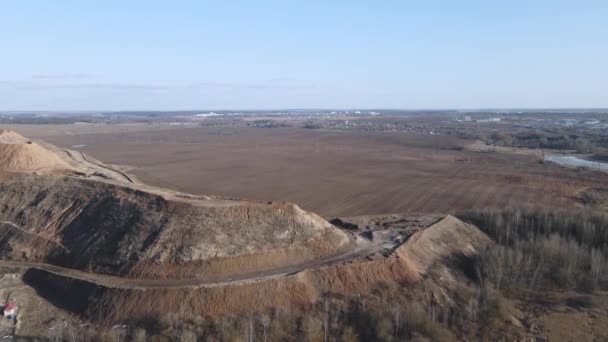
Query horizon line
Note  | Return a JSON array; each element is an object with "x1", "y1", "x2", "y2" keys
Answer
[{"x1": 2, "y1": 108, "x2": 608, "y2": 113}]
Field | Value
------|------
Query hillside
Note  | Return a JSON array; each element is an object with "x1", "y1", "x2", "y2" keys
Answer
[
  {"x1": 15, "y1": 214, "x2": 492, "y2": 324},
  {"x1": 0, "y1": 171, "x2": 358, "y2": 279}
]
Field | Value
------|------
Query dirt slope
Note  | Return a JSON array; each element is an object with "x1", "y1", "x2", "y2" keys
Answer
[
  {"x1": 0, "y1": 171, "x2": 357, "y2": 279},
  {"x1": 0, "y1": 129, "x2": 141, "y2": 184},
  {"x1": 0, "y1": 130, "x2": 73, "y2": 173},
  {"x1": 0, "y1": 131, "x2": 360, "y2": 279},
  {"x1": 13, "y1": 215, "x2": 491, "y2": 323},
  {"x1": 396, "y1": 214, "x2": 493, "y2": 279}
]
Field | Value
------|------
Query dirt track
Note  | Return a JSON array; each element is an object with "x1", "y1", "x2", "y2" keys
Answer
[
  {"x1": 63, "y1": 149, "x2": 135, "y2": 183},
  {"x1": 0, "y1": 236, "x2": 386, "y2": 289}
]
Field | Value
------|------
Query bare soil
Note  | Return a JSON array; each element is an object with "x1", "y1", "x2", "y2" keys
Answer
[
  {"x1": 5, "y1": 215, "x2": 490, "y2": 324},
  {"x1": 7, "y1": 124, "x2": 606, "y2": 217},
  {"x1": 0, "y1": 171, "x2": 356, "y2": 280},
  {"x1": 0, "y1": 213, "x2": 450, "y2": 290}
]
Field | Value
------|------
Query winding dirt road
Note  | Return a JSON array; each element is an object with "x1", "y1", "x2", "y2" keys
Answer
[{"x1": 0, "y1": 236, "x2": 391, "y2": 290}]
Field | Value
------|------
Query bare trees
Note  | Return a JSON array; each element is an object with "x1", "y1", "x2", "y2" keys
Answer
[{"x1": 463, "y1": 208, "x2": 608, "y2": 294}]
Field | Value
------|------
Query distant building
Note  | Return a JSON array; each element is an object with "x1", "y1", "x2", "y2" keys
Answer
[
  {"x1": 195, "y1": 112, "x2": 218, "y2": 117},
  {"x1": 475, "y1": 117, "x2": 501, "y2": 123},
  {"x1": 2, "y1": 301, "x2": 17, "y2": 320},
  {"x1": 464, "y1": 116, "x2": 472, "y2": 121}
]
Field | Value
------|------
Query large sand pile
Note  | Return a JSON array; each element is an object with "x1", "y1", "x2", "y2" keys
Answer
[
  {"x1": 0, "y1": 130, "x2": 72, "y2": 173},
  {"x1": 396, "y1": 214, "x2": 492, "y2": 279},
  {"x1": 0, "y1": 130, "x2": 139, "y2": 183}
]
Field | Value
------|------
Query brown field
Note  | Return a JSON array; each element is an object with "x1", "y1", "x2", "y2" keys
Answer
[{"x1": 7, "y1": 124, "x2": 606, "y2": 217}]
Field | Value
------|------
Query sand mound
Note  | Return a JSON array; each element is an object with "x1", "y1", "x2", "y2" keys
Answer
[
  {"x1": 0, "y1": 129, "x2": 137, "y2": 182},
  {"x1": 396, "y1": 215, "x2": 492, "y2": 279},
  {"x1": 0, "y1": 130, "x2": 72, "y2": 172}
]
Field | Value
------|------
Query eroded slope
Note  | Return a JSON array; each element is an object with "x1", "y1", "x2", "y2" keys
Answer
[
  {"x1": 13, "y1": 215, "x2": 492, "y2": 324},
  {"x1": 0, "y1": 171, "x2": 357, "y2": 279}
]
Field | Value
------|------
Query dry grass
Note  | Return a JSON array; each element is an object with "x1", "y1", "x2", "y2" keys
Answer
[{"x1": 87, "y1": 256, "x2": 419, "y2": 324}]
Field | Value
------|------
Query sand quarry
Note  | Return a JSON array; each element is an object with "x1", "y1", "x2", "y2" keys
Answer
[
  {"x1": 0, "y1": 129, "x2": 505, "y2": 337},
  {"x1": 2, "y1": 127, "x2": 605, "y2": 340}
]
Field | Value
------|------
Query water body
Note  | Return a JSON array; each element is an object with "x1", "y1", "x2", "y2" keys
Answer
[{"x1": 545, "y1": 155, "x2": 608, "y2": 171}]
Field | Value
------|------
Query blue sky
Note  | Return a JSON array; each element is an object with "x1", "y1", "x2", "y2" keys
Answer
[{"x1": 1, "y1": 1, "x2": 607, "y2": 110}]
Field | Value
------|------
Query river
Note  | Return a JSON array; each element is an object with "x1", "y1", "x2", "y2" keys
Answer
[{"x1": 545, "y1": 155, "x2": 608, "y2": 172}]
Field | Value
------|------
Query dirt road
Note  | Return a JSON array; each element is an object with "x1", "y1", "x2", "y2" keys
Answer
[
  {"x1": 63, "y1": 149, "x2": 135, "y2": 183},
  {"x1": 0, "y1": 236, "x2": 389, "y2": 290}
]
